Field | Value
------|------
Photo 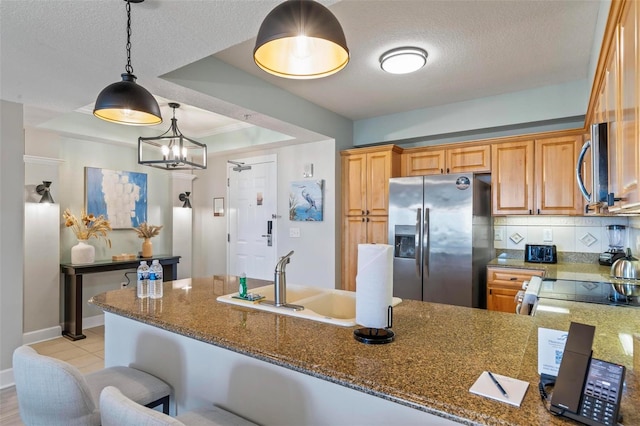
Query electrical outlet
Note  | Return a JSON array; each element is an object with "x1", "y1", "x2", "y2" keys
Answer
[
  {"x1": 494, "y1": 228, "x2": 504, "y2": 241},
  {"x1": 543, "y1": 228, "x2": 553, "y2": 242},
  {"x1": 289, "y1": 227, "x2": 300, "y2": 238}
]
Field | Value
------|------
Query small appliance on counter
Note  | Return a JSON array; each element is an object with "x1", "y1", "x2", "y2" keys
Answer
[
  {"x1": 599, "y1": 225, "x2": 627, "y2": 266},
  {"x1": 524, "y1": 244, "x2": 557, "y2": 263}
]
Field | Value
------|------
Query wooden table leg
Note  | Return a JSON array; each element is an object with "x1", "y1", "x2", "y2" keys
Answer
[{"x1": 62, "y1": 273, "x2": 86, "y2": 341}]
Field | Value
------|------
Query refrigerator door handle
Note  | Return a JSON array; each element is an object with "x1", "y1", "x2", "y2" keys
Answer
[
  {"x1": 415, "y1": 208, "x2": 422, "y2": 278},
  {"x1": 423, "y1": 208, "x2": 429, "y2": 277}
]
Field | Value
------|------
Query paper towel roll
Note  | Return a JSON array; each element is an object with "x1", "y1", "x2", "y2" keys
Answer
[{"x1": 356, "y1": 244, "x2": 394, "y2": 328}]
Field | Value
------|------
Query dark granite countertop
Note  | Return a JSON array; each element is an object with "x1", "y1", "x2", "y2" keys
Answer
[{"x1": 90, "y1": 275, "x2": 639, "y2": 426}]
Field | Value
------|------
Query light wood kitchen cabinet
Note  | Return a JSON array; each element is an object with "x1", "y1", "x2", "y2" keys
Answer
[
  {"x1": 341, "y1": 145, "x2": 400, "y2": 290},
  {"x1": 342, "y1": 145, "x2": 401, "y2": 217},
  {"x1": 534, "y1": 135, "x2": 584, "y2": 215},
  {"x1": 492, "y1": 135, "x2": 584, "y2": 215},
  {"x1": 609, "y1": 0, "x2": 640, "y2": 211},
  {"x1": 342, "y1": 216, "x2": 388, "y2": 292},
  {"x1": 486, "y1": 267, "x2": 544, "y2": 313},
  {"x1": 491, "y1": 141, "x2": 535, "y2": 215},
  {"x1": 402, "y1": 144, "x2": 490, "y2": 176}
]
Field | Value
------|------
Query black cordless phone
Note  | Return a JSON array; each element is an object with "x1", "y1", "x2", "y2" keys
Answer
[{"x1": 549, "y1": 322, "x2": 626, "y2": 426}]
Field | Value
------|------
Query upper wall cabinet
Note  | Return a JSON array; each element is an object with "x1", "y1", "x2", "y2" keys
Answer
[
  {"x1": 402, "y1": 144, "x2": 490, "y2": 176},
  {"x1": 492, "y1": 135, "x2": 584, "y2": 215},
  {"x1": 342, "y1": 145, "x2": 401, "y2": 217},
  {"x1": 609, "y1": 0, "x2": 640, "y2": 211}
]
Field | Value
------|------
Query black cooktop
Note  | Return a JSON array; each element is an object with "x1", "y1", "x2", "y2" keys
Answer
[{"x1": 538, "y1": 279, "x2": 640, "y2": 308}]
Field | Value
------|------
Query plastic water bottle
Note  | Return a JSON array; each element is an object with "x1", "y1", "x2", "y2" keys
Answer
[
  {"x1": 239, "y1": 273, "x2": 247, "y2": 298},
  {"x1": 136, "y1": 261, "x2": 149, "y2": 299},
  {"x1": 149, "y1": 260, "x2": 163, "y2": 299}
]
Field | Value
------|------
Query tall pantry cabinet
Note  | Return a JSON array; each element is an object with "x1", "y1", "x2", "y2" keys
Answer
[{"x1": 341, "y1": 145, "x2": 401, "y2": 291}]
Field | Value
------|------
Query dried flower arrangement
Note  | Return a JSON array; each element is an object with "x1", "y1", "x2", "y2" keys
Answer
[
  {"x1": 133, "y1": 222, "x2": 163, "y2": 239},
  {"x1": 63, "y1": 208, "x2": 112, "y2": 247}
]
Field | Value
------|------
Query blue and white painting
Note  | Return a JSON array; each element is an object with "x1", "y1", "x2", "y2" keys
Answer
[
  {"x1": 289, "y1": 180, "x2": 324, "y2": 222},
  {"x1": 85, "y1": 167, "x2": 147, "y2": 229}
]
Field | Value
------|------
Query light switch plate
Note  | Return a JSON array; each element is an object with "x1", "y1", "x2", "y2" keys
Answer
[
  {"x1": 543, "y1": 228, "x2": 553, "y2": 242},
  {"x1": 494, "y1": 228, "x2": 504, "y2": 241},
  {"x1": 289, "y1": 227, "x2": 300, "y2": 238}
]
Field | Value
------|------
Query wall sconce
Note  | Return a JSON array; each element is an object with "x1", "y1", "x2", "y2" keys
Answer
[
  {"x1": 36, "y1": 181, "x2": 54, "y2": 203},
  {"x1": 179, "y1": 192, "x2": 192, "y2": 208}
]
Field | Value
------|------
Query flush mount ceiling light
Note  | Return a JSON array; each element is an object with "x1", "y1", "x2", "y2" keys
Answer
[
  {"x1": 254, "y1": 0, "x2": 350, "y2": 79},
  {"x1": 138, "y1": 103, "x2": 207, "y2": 170},
  {"x1": 93, "y1": 0, "x2": 162, "y2": 126},
  {"x1": 380, "y1": 47, "x2": 428, "y2": 74}
]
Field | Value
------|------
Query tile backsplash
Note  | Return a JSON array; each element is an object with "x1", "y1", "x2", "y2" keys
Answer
[{"x1": 493, "y1": 216, "x2": 640, "y2": 254}]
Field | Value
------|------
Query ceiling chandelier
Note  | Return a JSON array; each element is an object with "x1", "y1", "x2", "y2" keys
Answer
[
  {"x1": 138, "y1": 103, "x2": 207, "y2": 170},
  {"x1": 253, "y1": 0, "x2": 349, "y2": 79},
  {"x1": 93, "y1": 0, "x2": 162, "y2": 126}
]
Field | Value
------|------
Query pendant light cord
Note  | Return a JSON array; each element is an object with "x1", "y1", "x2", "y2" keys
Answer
[{"x1": 125, "y1": 0, "x2": 134, "y2": 74}]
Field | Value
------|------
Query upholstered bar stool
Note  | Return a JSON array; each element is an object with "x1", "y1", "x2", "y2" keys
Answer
[
  {"x1": 100, "y1": 386, "x2": 259, "y2": 426},
  {"x1": 13, "y1": 345, "x2": 171, "y2": 426}
]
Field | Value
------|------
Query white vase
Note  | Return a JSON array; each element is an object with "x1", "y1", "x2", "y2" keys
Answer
[{"x1": 71, "y1": 239, "x2": 95, "y2": 264}]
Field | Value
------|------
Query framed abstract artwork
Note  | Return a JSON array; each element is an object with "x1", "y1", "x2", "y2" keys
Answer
[
  {"x1": 85, "y1": 167, "x2": 147, "y2": 229},
  {"x1": 289, "y1": 180, "x2": 324, "y2": 221}
]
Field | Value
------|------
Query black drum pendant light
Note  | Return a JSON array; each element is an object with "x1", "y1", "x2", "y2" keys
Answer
[
  {"x1": 254, "y1": 0, "x2": 349, "y2": 79},
  {"x1": 93, "y1": 0, "x2": 162, "y2": 126}
]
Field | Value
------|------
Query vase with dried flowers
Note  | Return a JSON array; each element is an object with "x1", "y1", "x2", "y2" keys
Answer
[
  {"x1": 133, "y1": 222, "x2": 163, "y2": 258},
  {"x1": 63, "y1": 208, "x2": 112, "y2": 264}
]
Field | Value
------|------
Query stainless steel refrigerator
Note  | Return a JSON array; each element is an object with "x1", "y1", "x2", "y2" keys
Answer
[{"x1": 388, "y1": 174, "x2": 494, "y2": 308}]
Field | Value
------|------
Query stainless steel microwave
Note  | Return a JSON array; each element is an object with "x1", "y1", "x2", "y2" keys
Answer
[{"x1": 576, "y1": 122, "x2": 609, "y2": 209}]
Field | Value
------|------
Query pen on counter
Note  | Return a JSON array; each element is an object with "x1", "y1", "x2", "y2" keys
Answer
[{"x1": 487, "y1": 371, "x2": 509, "y2": 398}]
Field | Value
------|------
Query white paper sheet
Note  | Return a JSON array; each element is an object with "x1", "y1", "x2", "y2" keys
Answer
[
  {"x1": 469, "y1": 371, "x2": 529, "y2": 407},
  {"x1": 538, "y1": 327, "x2": 569, "y2": 376}
]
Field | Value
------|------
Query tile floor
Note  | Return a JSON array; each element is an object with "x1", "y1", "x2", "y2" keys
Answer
[{"x1": 0, "y1": 326, "x2": 105, "y2": 426}]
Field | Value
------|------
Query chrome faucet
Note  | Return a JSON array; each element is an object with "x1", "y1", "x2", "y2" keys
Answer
[
  {"x1": 274, "y1": 250, "x2": 294, "y2": 305},
  {"x1": 261, "y1": 250, "x2": 303, "y2": 311}
]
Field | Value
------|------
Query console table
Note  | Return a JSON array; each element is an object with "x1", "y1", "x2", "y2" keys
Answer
[{"x1": 60, "y1": 255, "x2": 180, "y2": 340}]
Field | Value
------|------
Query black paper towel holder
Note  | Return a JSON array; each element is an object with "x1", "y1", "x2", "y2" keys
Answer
[{"x1": 354, "y1": 306, "x2": 395, "y2": 344}]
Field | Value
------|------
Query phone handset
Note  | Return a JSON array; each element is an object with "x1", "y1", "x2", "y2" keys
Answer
[{"x1": 545, "y1": 322, "x2": 626, "y2": 426}]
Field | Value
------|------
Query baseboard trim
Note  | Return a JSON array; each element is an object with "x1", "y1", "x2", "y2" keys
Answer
[
  {"x1": 83, "y1": 314, "x2": 105, "y2": 330},
  {"x1": 0, "y1": 368, "x2": 14, "y2": 389},
  {"x1": 22, "y1": 325, "x2": 62, "y2": 346}
]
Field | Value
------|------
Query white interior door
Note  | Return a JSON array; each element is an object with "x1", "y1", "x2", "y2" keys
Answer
[{"x1": 227, "y1": 155, "x2": 277, "y2": 280}]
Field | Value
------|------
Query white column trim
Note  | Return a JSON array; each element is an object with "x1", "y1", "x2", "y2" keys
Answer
[{"x1": 23, "y1": 155, "x2": 65, "y2": 166}]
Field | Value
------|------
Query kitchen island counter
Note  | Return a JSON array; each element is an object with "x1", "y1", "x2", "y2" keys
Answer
[{"x1": 90, "y1": 276, "x2": 639, "y2": 426}]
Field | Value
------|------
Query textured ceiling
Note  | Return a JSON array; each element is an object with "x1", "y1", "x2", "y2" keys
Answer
[{"x1": 0, "y1": 0, "x2": 603, "y2": 145}]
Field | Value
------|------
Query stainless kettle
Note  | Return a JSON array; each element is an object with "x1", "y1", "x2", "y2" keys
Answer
[
  {"x1": 610, "y1": 248, "x2": 640, "y2": 280},
  {"x1": 610, "y1": 248, "x2": 640, "y2": 296}
]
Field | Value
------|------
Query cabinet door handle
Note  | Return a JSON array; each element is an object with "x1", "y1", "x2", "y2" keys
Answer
[
  {"x1": 510, "y1": 277, "x2": 517, "y2": 281},
  {"x1": 440, "y1": 168, "x2": 443, "y2": 174},
  {"x1": 529, "y1": 209, "x2": 532, "y2": 215},
  {"x1": 366, "y1": 217, "x2": 370, "y2": 222},
  {"x1": 489, "y1": 289, "x2": 492, "y2": 295},
  {"x1": 361, "y1": 218, "x2": 365, "y2": 222},
  {"x1": 366, "y1": 210, "x2": 370, "y2": 215},
  {"x1": 537, "y1": 208, "x2": 540, "y2": 215},
  {"x1": 361, "y1": 210, "x2": 365, "y2": 215},
  {"x1": 446, "y1": 168, "x2": 450, "y2": 174}
]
